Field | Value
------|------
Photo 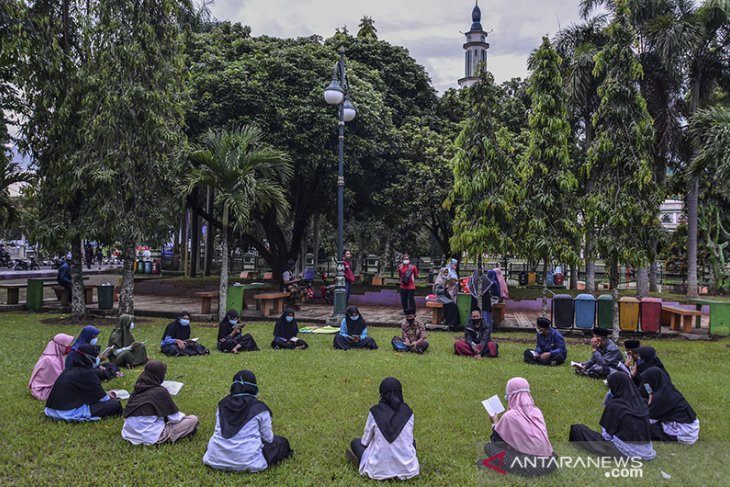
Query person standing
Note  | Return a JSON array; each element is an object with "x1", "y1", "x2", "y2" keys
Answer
[
  {"x1": 391, "y1": 309, "x2": 428, "y2": 354},
  {"x1": 397, "y1": 253, "x2": 418, "y2": 313},
  {"x1": 523, "y1": 318, "x2": 567, "y2": 366},
  {"x1": 343, "y1": 249, "x2": 355, "y2": 305}
]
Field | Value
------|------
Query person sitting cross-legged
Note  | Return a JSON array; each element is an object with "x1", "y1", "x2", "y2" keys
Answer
[
  {"x1": 454, "y1": 309, "x2": 498, "y2": 359},
  {"x1": 333, "y1": 306, "x2": 378, "y2": 350},
  {"x1": 391, "y1": 309, "x2": 429, "y2": 354},
  {"x1": 160, "y1": 311, "x2": 209, "y2": 356},
  {"x1": 523, "y1": 318, "x2": 567, "y2": 366},
  {"x1": 572, "y1": 328, "x2": 623, "y2": 378},
  {"x1": 271, "y1": 308, "x2": 309, "y2": 350}
]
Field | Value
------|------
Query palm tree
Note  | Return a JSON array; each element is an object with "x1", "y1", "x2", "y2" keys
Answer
[
  {"x1": 357, "y1": 16, "x2": 378, "y2": 41},
  {"x1": 185, "y1": 126, "x2": 292, "y2": 320},
  {"x1": 690, "y1": 106, "x2": 730, "y2": 181},
  {"x1": 555, "y1": 16, "x2": 608, "y2": 293}
]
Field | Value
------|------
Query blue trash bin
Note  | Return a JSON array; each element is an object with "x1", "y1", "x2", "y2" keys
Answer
[
  {"x1": 551, "y1": 294, "x2": 575, "y2": 329},
  {"x1": 574, "y1": 293, "x2": 596, "y2": 329},
  {"x1": 546, "y1": 271, "x2": 555, "y2": 287}
]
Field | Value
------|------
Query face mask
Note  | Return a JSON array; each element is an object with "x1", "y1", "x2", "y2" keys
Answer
[
  {"x1": 179, "y1": 319, "x2": 190, "y2": 327},
  {"x1": 90, "y1": 338, "x2": 98, "y2": 345},
  {"x1": 349, "y1": 315, "x2": 359, "y2": 321},
  {"x1": 403, "y1": 260, "x2": 410, "y2": 265},
  {"x1": 407, "y1": 317, "x2": 415, "y2": 322},
  {"x1": 93, "y1": 356, "x2": 100, "y2": 368},
  {"x1": 285, "y1": 316, "x2": 294, "y2": 322},
  {"x1": 129, "y1": 322, "x2": 135, "y2": 330},
  {"x1": 229, "y1": 319, "x2": 238, "y2": 326},
  {"x1": 637, "y1": 358, "x2": 644, "y2": 365},
  {"x1": 64, "y1": 346, "x2": 72, "y2": 355}
]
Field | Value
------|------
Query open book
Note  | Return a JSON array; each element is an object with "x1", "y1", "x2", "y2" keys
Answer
[
  {"x1": 290, "y1": 337, "x2": 300, "y2": 342},
  {"x1": 161, "y1": 380, "x2": 184, "y2": 396},
  {"x1": 100, "y1": 346, "x2": 114, "y2": 358},
  {"x1": 189, "y1": 337, "x2": 199, "y2": 342},
  {"x1": 529, "y1": 350, "x2": 539, "y2": 358},
  {"x1": 571, "y1": 361, "x2": 585, "y2": 369},
  {"x1": 118, "y1": 340, "x2": 148, "y2": 353},
  {"x1": 109, "y1": 389, "x2": 130, "y2": 400},
  {"x1": 481, "y1": 395, "x2": 505, "y2": 417}
]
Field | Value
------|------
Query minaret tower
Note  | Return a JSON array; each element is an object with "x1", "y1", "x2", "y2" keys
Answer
[{"x1": 458, "y1": 1, "x2": 490, "y2": 88}]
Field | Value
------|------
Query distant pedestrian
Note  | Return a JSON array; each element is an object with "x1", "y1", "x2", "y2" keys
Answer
[
  {"x1": 343, "y1": 249, "x2": 355, "y2": 305},
  {"x1": 397, "y1": 253, "x2": 418, "y2": 313},
  {"x1": 96, "y1": 245, "x2": 103, "y2": 269},
  {"x1": 85, "y1": 242, "x2": 94, "y2": 270}
]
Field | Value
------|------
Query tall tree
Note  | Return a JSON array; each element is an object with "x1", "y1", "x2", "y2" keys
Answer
[
  {"x1": 586, "y1": 0, "x2": 660, "y2": 337},
  {"x1": 185, "y1": 126, "x2": 291, "y2": 320},
  {"x1": 78, "y1": 0, "x2": 189, "y2": 314},
  {"x1": 519, "y1": 36, "x2": 579, "y2": 315},
  {"x1": 357, "y1": 16, "x2": 378, "y2": 41},
  {"x1": 447, "y1": 69, "x2": 517, "y2": 307}
]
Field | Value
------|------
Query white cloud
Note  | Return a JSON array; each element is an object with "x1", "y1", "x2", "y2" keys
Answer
[{"x1": 208, "y1": 0, "x2": 584, "y2": 92}]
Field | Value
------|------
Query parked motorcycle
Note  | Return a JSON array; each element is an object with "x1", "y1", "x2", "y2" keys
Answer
[
  {"x1": 0, "y1": 253, "x2": 13, "y2": 268},
  {"x1": 14, "y1": 258, "x2": 40, "y2": 271}
]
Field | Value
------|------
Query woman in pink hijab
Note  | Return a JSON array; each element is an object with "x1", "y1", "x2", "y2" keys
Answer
[
  {"x1": 28, "y1": 333, "x2": 74, "y2": 401},
  {"x1": 484, "y1": 377, "x2": 556, "y2": 476}
]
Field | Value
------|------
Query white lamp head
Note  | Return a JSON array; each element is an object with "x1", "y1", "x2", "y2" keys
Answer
[
  {"x1": 324, "y1": 79, "x2": 344, "y2": 105},
  {"x1": 342, "y1": 97, "x2": 356, "y2": 122}
]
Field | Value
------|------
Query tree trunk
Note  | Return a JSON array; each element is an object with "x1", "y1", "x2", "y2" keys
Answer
[
  {"x1": 204, "y1": 187, "x2": 214, "y2": 276},
  {"x1": 312, "y1": 213, "x2": 320, "y2": 270},
  {"x1": 70, "y1": 237, "x2": 86, "y2": 319},
  {"x1": 584, "y1": 115, "x2": 596, "y2": 294},
  {"x1": 119, "y1": 243, "x2": 135, "y2": 315},
  {"x1": 636, "y1": 266, "x2": 649, "y2": 298},
  {"x1": 180, "y1": 206, "x2": 188, "y2": 273},
  {"x1": 609, "y1": 255, "x2": 620, "y2": 340},
  {"x1": 569, "y1": 263, "x2": 578, "y2": 290},
  {"x1": 190, "y1": 196, "x2": 200, "y2": 277},
  {"x1": 686, "y1": 176, "x2": 699, "y2": 297},
  {"x1": 542, "y1": 258, "x2": 548, "y2": 317},
  {"x1": 649, "y1": 239, "x2": 658, "y2": 292},
  {"x1": 218, "y1": 206, "x2": 229, "y2": 321}
]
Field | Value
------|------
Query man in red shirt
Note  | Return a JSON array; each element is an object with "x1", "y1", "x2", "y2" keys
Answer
[
  {"x1": 397, "y1": 253, "x2": 418, "y2": 313},
  {"x1": 343, "y1": 249, "x2": 355, "y2": 305}
]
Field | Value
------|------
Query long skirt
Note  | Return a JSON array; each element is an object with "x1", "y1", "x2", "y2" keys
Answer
[
  {"x1": 218, "y1": 333, "x2": 259, "y2": 352},
  {"x1": 272, "y1": 337, "x2": 309, "y2": 349},
  {"x1": 523, "y1": 349, "x2": 565, "y2": 366},
  {"x1": 111, "y1": 345, "x2": 148, "y2": 368},
  {"x1": 568, "y1": 424, "x2": 623, "y2": 458},
  {"x1": 483, "y1": 440, "x2": 557, "y2": 476},
  {"x1": 89, "y1": 399, "x2": 123, "y2": 418},
  {"x1": 262, "y1": 435, "x2": 293, "y2": 467},
  {"x1": 443, "y1": 302, "x2": 460, "y2": 329},
  {"x1": 333, "y1": 335, "x2": 378, "y2": 350},
  {"x1": 161, "y1": 342, "x2": 209, "y2": 356}
]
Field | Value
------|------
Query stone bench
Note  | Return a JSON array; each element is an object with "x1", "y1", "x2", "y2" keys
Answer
[
  {"x1": 52, "y1": 285, "x2": 94, "y2": 306},
  {"x1": 425, "y1": 301, "x2": 506, "y2": 327},
  {"x1": 194, "y1": 291, "x2": 219, "y2": 314},
  {"x1": 254, "y1": 292, "x2": 291, "y2": 318},
  {"x1": 661, "y1": 305, "x2": 701, "y2": 333}
]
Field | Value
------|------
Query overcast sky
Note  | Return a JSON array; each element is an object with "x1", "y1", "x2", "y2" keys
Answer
[{"x1": 208, "y1": 0, "x2": 586, "y2": 92}]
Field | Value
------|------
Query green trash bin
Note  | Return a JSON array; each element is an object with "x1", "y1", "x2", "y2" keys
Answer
[
  {"x1": 27, "y1": 278, "x2": 45, "y2": 312},
  {"x1": 707, "y1": 301, "x2": 730, "y2": 337},
  {"x1": 97, "y1": 284, "x2": 114, "y2": 310},
  {"x1": 597, "y1": 294, "x2": 614, "y2": 330},
  {"x1": 226, "y1": 285, "x2": 245, "y2": 316},
  {"x1": 456, "y1": 293, "x2": 472, "y2": 329}
]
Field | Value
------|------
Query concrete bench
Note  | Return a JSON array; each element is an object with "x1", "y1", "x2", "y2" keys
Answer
[
  {"x1": 262, "y1": 272, "x2": 274, "y2": 280},
  {"x1": 492, "y1": 302, "x2": 506, "y2": 326},
  {"x1": 661, "y1": 305, "x2": 701, "y2": 333},
  {"x1": 52, "y1": 285, "x2": 94, "y2": 306},
  {"x1": 194, "y1": 291, "x2": 219, "y2": 314},
  {"x1": 254, "y1": 292, "x2": 291, "y2": 317},
  {"x1": 1, "y1": 278, "x2": 89, "y2": 305}
]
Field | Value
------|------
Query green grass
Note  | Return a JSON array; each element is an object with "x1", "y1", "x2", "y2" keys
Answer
[{"x1": 1, "y1": 312, "x2": 729, "y2": 486}]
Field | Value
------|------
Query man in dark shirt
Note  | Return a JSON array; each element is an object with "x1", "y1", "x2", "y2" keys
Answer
[
  {"x1": 56, "y1": 255, "x2": 73, "y2": 300},
  {"x1": 573, "y1": 327, "x2": 623, "y2": 378},
  {"x1": 454, "y1": 309, "x2": 498, "y2": 359}
]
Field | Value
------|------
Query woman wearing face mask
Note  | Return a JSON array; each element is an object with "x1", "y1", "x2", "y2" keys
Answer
[
  {"x1": 66, "y1": 325, "x2": 122, "y2": 381},
  {"x1": 271, "y1": 308, "x2": 308, "y2": 350},
  {"x1": 640, "y1": 367, "x2": 699, "y2": 444},
  {"x1": 217, "y1": 309, "x2": 259, "y2": 353},
  {"x1": 107, "y1": 314, "x2": 148, "y2": 368},
  {"x1": 397, "y1": 253, "x2": 418, "y2": 313},
  {"x1": 161, "y1": 311, "x2": 209, "y2": 356},
  {"x1": 28, "y1": 333, "x2": 74, "y2": 401},
  {"x1": 484, "y1": 378, "x2": 556, "y2": 476},
  {"x1": 333, "y1": 306, "x2": 378, "y2": 350},
  {"x1": 45, "y1": 344, "x2": 123, "y2": 421},
  {"x1": 203, "y1": 370, "x2": 293, "y2": 472}
]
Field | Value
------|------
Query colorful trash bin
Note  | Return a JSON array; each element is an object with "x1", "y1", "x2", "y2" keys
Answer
[
  {"x1": 527, "y1": 272, "x2": 537, "y2": 285},
  {"x1": 226, "y1": 285, "x2": 245, "y2": 316},
  {"x1": 640, "y1": 297, "x2": 662, "y2": 333},
  {"x1": 574, "y1": 293, "x2": 596, "y2": 329},
  {"x1": 456, "y1": 293, "x2": 472, "y2": 329},
  {"x1": 619, "y1": 296, "x2": 640, "y2": 332},
  {"x1": 26, "y1": 278, "x2": 45, "y2": 312},
  {"x1": 597, "y1": 294, "x2": 614, "y2": 330},
  {"x1": 707, "y1": 301, "x2": 730, "y2": 337},
  {"x1": 546, "y1": 271, "x2": 555, "y2": 287},
  {"x1": 551, "y1": 294, "x2": 574, "y2": 329},
  {"x1": 518, "y1": 272, "x2": 528, "y2": 286}
]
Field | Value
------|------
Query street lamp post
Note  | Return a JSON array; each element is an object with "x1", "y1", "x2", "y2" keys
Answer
[{"x1": 323, "y1": 46, "x2": 356, "y2": 325}]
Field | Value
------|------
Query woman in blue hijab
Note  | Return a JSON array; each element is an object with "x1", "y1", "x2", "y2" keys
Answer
[{"x1": 65, "y1": 326, "x2": 122, "y2": 381}]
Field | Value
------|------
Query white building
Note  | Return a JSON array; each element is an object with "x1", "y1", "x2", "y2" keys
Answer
[
  {"x1": 660, "y1": 198, "x2": 684, "y2": 232},
  {"x1": 458, "y1": 1, "x2": 490, "y2": 88}
]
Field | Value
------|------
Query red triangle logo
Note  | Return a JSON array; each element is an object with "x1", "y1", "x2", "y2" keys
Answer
[{"x1": 482, "y1": 450, "x2": 507, "y2": 475}]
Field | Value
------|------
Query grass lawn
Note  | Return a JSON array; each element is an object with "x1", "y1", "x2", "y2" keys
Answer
[{"x1": 1, "y1": 312, "x2": 729, "y2": 486}]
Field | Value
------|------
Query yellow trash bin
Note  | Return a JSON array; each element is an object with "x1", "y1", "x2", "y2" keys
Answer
[{"x1": 619, "y1": 296, "x2": 640, "y2": 332}]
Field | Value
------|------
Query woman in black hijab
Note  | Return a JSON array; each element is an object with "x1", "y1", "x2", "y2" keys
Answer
[
  {"x1": 122, "y1": 360, "x2": 199, "y2": 445},
  {"x1": 569, "y1": 372, "x2": 656, "y2": 460},
  {"x1": 346, "y1": 377, "x2": 419, "y2": 480},
  {"x1": 631, "y1": 346, "x2": 669, "y2": 386},
  {"x1": 203, "y1": 370, "x2": 292, "y2": 472},
  {"x1": 45, "y1": 344, "x2": 123, "y2": 421},
  {"x1": 160, "y1": 311, "x2": 209, "y2": 356},
  {"x1": 640, "y1": 367, "x2": 699, "y2": 444},
  {"x1": 333, "y1": 306, "x2": 378, "y2": 350},
  {"x1": 217, "y1": 309, "x2": 259, "y2": 353},
  {"x1": 272, "y1": 308, "x2": 308, "y2": 349}
]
